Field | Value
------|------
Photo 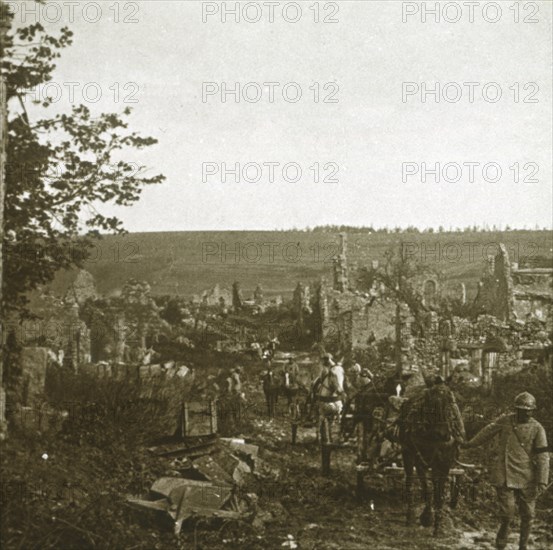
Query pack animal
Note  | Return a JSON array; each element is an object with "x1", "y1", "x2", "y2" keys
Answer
[
  {"x1": 398, "y1": 379, "x2": 466, "y2": 536},
  {"x1": 314, "y1": 363, "x2": 345, "y2": 443}
]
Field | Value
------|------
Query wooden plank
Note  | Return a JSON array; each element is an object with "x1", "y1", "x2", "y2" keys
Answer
[{"x1": 183, "y1": 401, "x2": 217, "y2": 437}]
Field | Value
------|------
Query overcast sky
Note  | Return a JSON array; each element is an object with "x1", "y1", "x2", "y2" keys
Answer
[{"x1": 12, "y1": 0, "x2": 553, "y2": 231}]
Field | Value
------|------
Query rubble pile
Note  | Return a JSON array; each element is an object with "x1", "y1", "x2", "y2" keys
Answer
[{"x1": 128, "y1": 435, "x2": 265, "y2": 534}]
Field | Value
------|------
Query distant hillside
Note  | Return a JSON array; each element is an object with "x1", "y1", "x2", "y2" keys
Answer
[{"x1": 74, "y1": 230, "x2": 553, "y2": 302}]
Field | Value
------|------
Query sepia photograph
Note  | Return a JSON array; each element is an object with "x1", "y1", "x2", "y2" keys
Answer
[{"x1": 0, "y1": 1, "x2": 552, "y2": 548}]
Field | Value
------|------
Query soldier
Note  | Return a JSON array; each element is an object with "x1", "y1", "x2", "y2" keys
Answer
[
  {"x1": 321, "y1": 352, "x2": 335, "y2": 374},
  {"x1": 284, "y1": 357, "x2": 299, "y2": 384},
  {"x1": 229, "y1": 367, "x2": 243, "y2": 424},
  {"x1": 230, "y1": 366, "x2": 243, "y2": 395},
  {"x1": 462, "y1": 392, "x2": 549, "y2": 550},
  {"x1": 265, "y1": 337, "x2": 279, "y2": 358},
  {"x1": 347, "y1": 363, "x2": 362, "y2": 394},
  {"x1": 261, "y1": 356, "x2": 278, "y2": 418}
]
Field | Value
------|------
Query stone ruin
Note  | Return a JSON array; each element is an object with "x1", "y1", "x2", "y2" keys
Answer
[
  {"x1": 311, "y1": 237, "x2": 551, "y2": 381},
  {"x1": 7, "y1": 269, "x2": 95, "y2": 370},
  {"x1": 293, "y1": 282, "x2": 312, "y2": 338},
  {"x1": 314, "y1": 233, "x2": 396, "y2": 353},
  {"x1": 473, "y1": 243, "x2": 553, "y2": 327},
  {"x1": 332, "y1": 233, "x2": 349, "y2": 292},
  {"x1": 511, "y1": 258, "x2": 553, "y2": 325},
  {"x1": 192, "y1": 283, "x2": 232, "y2": 310}
]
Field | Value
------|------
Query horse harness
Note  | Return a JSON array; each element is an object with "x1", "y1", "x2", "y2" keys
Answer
[
  {"x1": 316, "y1": 369, "x2": 342, "y2": 403},
  {"x1": 402, "y1": 388, "x2": 459, "y2": 469}
]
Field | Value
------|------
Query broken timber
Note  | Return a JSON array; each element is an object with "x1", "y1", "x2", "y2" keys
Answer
[{"x1": 149, "y1": 433, "x2": 218, "y2": 458}]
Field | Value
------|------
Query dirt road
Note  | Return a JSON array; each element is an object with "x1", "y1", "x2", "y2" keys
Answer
[{"x1": 195, "y1": 387, "x2": 552, "y2": 550}]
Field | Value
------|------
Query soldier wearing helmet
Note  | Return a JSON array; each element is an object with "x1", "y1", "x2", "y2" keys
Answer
[{"x1": 462, "y1": 392, "x2": 549, "y2": 550}]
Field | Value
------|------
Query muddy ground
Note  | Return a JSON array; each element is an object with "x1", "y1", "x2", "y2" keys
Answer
[
  {"x1": 178, "y1": 383, "x2": 552, "y2": 550},
  {"x1": 1, "y1": 371, "x2": 552, "y2": 549}
]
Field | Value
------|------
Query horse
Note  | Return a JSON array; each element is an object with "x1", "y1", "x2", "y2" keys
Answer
[
  {"x1": 341, "y1": 373, "x2": 405, "y2": 465},
  {"x1": 398, "y1": 380, "x2": 466, "y2": 536},
  {"x1": 280, "y1": 370, "x2": 296, "y2": 406},
  {"x1": 279, "y1": 362, "x2": 316, "y2": 420},
  {"x1": 314, "y1": 363, "x2": 345, "y2": 444}
]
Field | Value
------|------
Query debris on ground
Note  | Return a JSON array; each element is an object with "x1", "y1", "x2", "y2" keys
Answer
[{"x1": 129, "y1": 434, "x2": 262, "y2": 533}]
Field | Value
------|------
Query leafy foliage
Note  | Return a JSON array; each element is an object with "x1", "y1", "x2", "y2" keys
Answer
[{"x1": 2, "y1": 3, "x2": 165, "y2": 311}]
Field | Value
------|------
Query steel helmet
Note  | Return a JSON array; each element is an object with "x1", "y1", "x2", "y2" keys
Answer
[{"x1": 514, "y1": 392, "x2": 537, "y2": 410}]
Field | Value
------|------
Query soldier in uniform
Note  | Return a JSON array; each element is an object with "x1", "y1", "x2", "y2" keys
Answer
[
  {"x1": 462, "y1": 392, "x2": 550, "y2": 550},
  {"x1": 284, "y1": 357, "x2": 299, "y2": 383},
  {"x1": 261, "y1": 356, "x2": 278, "y2": 418},
  {"x1": 230, "y1": 366, "x2": 242, "y2": 395},
  {"x1": 229, "y1": 367, "x2": 243, "y2": 424}
]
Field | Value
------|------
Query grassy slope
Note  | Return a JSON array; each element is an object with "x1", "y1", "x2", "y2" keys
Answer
[{"x1": 56, "y1": 230, "x2": 552, "y2": 300}]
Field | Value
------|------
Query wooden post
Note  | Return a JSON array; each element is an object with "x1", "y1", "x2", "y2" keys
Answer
[
  {"x1": 395, "y1": 302, "x2": 402, "y2": 378},
  {"x1": 356, "y1": 468, "x2": 365, "y2": 501},
  {"x1": 291, "y1": 422, "x2": 298, "y2": 445},
  {"x1": 469, "y1": 347, "x2": 483, "y2": 378},
  {"x1": 321, "y1": 444, "x2": 331, "y2": 476}
]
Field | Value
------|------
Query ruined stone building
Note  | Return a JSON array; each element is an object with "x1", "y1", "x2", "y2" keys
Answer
[
  {"x1": 293, "y1": 282, "x2": 312, "y2": 338},
  {"x1": 192, "y1": 284, "x2": 232, "y2": 309},
  {"x1": 5, "y1": 269, "x2": 96, "y2": 375},
  {"x1": 474, "y1": 244, "x2": 552, "y2": 326},
  {"x1": 63, "y1": 268, "x2": 98, "y2": 306},
  {"x1": 315, "y1": 234, "x2": 395, "y2": 352},
  {"x1": 511, "y1": 260, "x2": 553, "y2": 325},
  {"x1": 332, "y1": 234, "x2": 349, "y2": 293},
  {"x1": 42, "y1": 269, "x2": 94, "y2": 364}
]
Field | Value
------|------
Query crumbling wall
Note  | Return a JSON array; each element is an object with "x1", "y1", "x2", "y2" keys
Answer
[
  {"x1": 253, "y1": 284, "x2": 264, "y2": 305},
  {"x1": 232, "y1": 282, "x2": 243, "y2": 310},
  {"x1": 332, "y1": 233, "x2": 348, "y2": 292},
  {"x1": 511, "y1": 263, "x2": 552, "y2": 325},
  {"x1": 494, "y1": 244, "x2": 514, "y2": 320},
  {"x1": 473, "y1": 244, "x2": 515, "y2": 321},
  {"x1": 351, "y1": 306, "x2": 369, "y2": 348},
  {"x1": 422, "y1": 279, "x2": 438, "y2": 308},
  {"x1": 513, "y1": 294, "x2": 550, "y2": 322},
  {"x1": 20, "y1": 348, "x2": 48, "y2": 407},
  {"x1": 198, "y1": 284, "x2": 232, "y2": 308},
  {"x1": 293, "y1": 282, "x2": 312, "y2": 338},
  {"x1": 64, "y1": 269, "x2": 97, "y2": 306}
]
